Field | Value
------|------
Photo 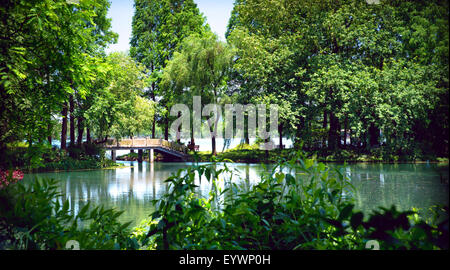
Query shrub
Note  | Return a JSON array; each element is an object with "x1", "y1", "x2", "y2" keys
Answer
[
  {"x1": 1, "y1": 152, "x2": 447, "y2": 250},
  {"x1": 137, "y1": 152, "x2": 448, "y2": 250},
  {"x1": 0, "y1": 178, "x2": 138, "y2": 250}
]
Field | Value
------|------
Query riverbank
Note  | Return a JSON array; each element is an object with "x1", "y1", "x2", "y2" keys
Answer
[
  {"x1": 189, "y1": 148, "x2": 450, "y2": 164},
  {"x1": 1, "y1": 143, "x2": 127, "y2": 173},
  {"x1": 22, "y1": 157, "x2": 126, "y2": 173},
  {"x1": 116, "y1": 152, "x2": 165, "y2": 162}
]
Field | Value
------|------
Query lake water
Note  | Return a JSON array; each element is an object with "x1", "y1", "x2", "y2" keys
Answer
[{"x1": 22, "y1": 161, "x2": 449, "y2": 227}]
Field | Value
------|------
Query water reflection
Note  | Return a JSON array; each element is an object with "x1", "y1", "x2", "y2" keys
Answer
[
  {"x1": 343, "y1": 163, "x2": 449, "y2": 215},
  {"x1": 23, "y1": 162, "x2": 449, "y2": 227}
]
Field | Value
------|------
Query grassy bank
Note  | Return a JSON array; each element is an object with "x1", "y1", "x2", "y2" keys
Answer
[
  {"x1": 34, "y1": 156, "x2": 124, "y2": 173},
  {"x1": 1, "y1": 142, "x2": 124, "y2": 173},
  {"x1": 189, "y1": 144, "x2": 449, "y2": 164},
  {"x1": 116, "y1": 151, "x2": 164, "y2": 162}
]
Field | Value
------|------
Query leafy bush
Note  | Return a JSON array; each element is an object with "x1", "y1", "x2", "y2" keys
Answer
[
  {"x1": 117, "y1": 152, "x2": 139, "y2": 161},
  {"x1": 136, "y1": 152, "x2": 448, "y2": 250},
  {"x1": 82, "y1": 142, "x2": 104, "y2": 158},
  {"x1": 40, "y1": 156, "x2": 117, "y2": 172},
  {"x1": 228, "y1": 143, "x2": 260, "y2": 151},
  {"x1": 2, "y1": 141, "x2": 112, "y2": 172},
  {"x1": 0, "y1": 152, "x2": 447, "y2": 250},
  {"x1": 0, "y1": 178, "x2": 138, "y2": 250}
]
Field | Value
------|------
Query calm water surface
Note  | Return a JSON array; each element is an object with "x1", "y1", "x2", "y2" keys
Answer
[{"x1": 22, "y1": 161, "x2": 449, "y2": 227}]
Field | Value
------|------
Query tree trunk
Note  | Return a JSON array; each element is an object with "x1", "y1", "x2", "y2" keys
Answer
[
  {"x1": 211, "y1": 136, "x2": 216, "y2": 156},
  {"x1": 190, "y1": 122, "x2": 195, "y2": 148},
  {"x1": 86, "y1": 126, "x2": 91, "y2": 143},
  {"x1": 278, "y1": 123, "x2": 283, "y2": 149},
  {"x1": 211, "y1": 111, "x2": 219, "y2": 156},
  {"x1": 150, "y1": 64, "x2": 157, "y2": 139},
  {"x1": 77, "y1": 116, "x2": 84, "y2": 147},
  {"x1": 336, "y1": 118, "x2": 341, "y2": 148},
  {"x1": 176, "y1": 111, "x2": 181, "y2": 143},
  {"x1": 344, "y1": 116, "x2": 348, "y2": 147},
  {"x1": 152, "y1": 118, "x2": 156, "y2": 139},
  {"x1": 244, "y1": 113, "x2": 250, "y2": 144},
  {"x1": 69, "y1": 95, "x2": 76, "y2": 157},
  {"x1": 61, "y1": 102, "x2": 68, "y2": 150},
  {"x1": 69, "y1": 94, "x2": 75, "y2": 147},
  {"x1": 164, "y1": 115, "x2": 169, "y2": 141},
  {"x1": 27, "y1": 133, "x2": 32, "y2": 148},
  {"x1": 322, "y1": 110, "x2": 328, "y2": 149},
  {"x1": 328, "y1": 111, "x2": 339, "y2": 151},
  {"x1": 47, "y1": 123, "x2": 52, "y2": 146},
  {"x1": 349, "y1": 128, "x2": 352, "y2": 146},
  {"x1": 369, "y1": 123, "x2": 379, "y2": 147},
  {"x1": 265, "y1": 138, "x2": 269, "y2": 160},
  {"x1": 294, "y1": 116, "x2": 304, "y2": 149},
  {"x1": 362, "y1": 132, "x2": 368, "y2": 150}
]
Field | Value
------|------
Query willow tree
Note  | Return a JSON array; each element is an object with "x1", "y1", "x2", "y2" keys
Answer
[{"x1": 161, "y1": 32, "x2": 235, "y2": 155}]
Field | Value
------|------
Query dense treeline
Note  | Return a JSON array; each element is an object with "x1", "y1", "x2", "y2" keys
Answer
[
  {"x1": 225, "y1": 0, "x2": 449, "y2": 158},
  {"x1": 132, "y1": 0, "x2": 448, "y2": 158},
  {"x1": 0, "y1": 0, "x2": 153, "y2": 168},
  {"x1": 1, "y1": 0, "x2": 449, "y2": 168}
]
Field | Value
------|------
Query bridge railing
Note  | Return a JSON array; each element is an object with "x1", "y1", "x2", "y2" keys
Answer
[
  {"x1": 133, "y1": 138, "x2": 146, "y2": 146},
  {"x1": 147, "y1": 138, "x2": 162, "y2": 146},
  {"x1": 105, "y1": 137, "x2": 187, "y2": 154}
]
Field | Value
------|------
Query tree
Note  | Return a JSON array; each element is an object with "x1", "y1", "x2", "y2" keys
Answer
[
  {"x1": 226, "y1": 0, "x2": 448, "y2": 156},
  {"x1": 130, "y1": 0, "x2": 208, "y2": 140},
  {"x1": 85, "y1": 52, "x2": 149, "y2": 141},
  {"x1": 161, "y1": 32, "x2": 235, "y2": 155},
  {"x1": 0, "y1": 0, "x2": 116, "y2": 167}
]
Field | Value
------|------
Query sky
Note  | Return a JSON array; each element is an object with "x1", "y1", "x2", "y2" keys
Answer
[{"x1": 106, "y1": 0, "x2": 234, "y2": 53}]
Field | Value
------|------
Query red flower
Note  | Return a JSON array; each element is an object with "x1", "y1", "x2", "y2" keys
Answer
[{"x1": 0, "y1": 169, "x2": 24, "y2": 188}]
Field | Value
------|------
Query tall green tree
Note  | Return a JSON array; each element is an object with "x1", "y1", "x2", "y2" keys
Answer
[
  {"x1": 130, "y1": 0, "x2": 208, "y2": 140},
  {"x1": 161, "y1": 32, "x2": 235, "y2": 155},
  {"x1": 227, "y1": 0, "x2": 448, "y2": 156},
  {"x1": 85, "y1": 52, "x2": 150, "y2": 141},
  {"x1": 0, "y1": 0, "x2": 116, "y2": 166}
]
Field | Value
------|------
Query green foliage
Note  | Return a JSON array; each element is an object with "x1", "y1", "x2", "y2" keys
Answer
[
  {"x1": 2, "y1": 142, "x2": 116, "y2": 172},
  {"x1": 136, "y1": 152, "x2": 448, "y2": 250},
  {"x1": 0, "y1": 154, "x2": 447, "y2": 250},
  {"x1": 84, "y1": 52, "x2": 153, "y2": 139},
  {"x1": 39, "y1": 156, "x2": 117, "y2": 172},
  {"x1": 0, "y1": 0, "x2": 117, "y2": 152},
  {"x1": 229, "y1": 143, "x2": 260, "y2": 151},
  {"x1": 227, "y1": 0, "x2": 449, "y2": 156},
  {"x1": 130, "y1": 0, "x2": 209, "y2": 136},
  {"x1": 345, "y1": 205, "x2": 449, "y2": 250},
  {"x1": 0, "y1": 178, "x2": 138, "y2": 250},
  {"x1": 192, "y1": 147, "x2": 442, "y2": 164},
  {"x1": 161, "y1": 31, "x2": 235, "y2": 154}
]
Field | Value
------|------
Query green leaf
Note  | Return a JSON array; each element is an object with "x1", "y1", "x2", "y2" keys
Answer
[
  {"x1": 62, "y1": 200, "x2": 69, "y2": 213},
  {"x1": 338, "y1": 204, "x2": 354, "y2": 221},
  {"x1": 350, "y1": 212, "x2": 364, "y2": 230}
]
